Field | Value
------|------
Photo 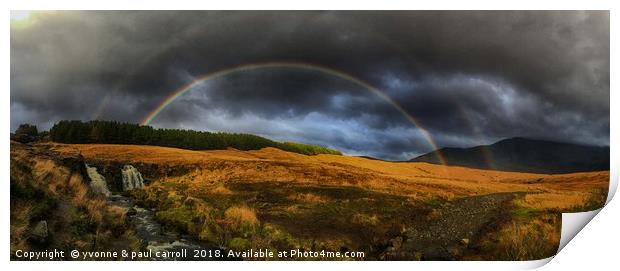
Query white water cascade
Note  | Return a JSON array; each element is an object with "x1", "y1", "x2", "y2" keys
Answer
[
  {"x1": 121, "y1": 165, "x2": 145, "y2": 191},
  {"x1": 85, "y1": 164, "x2": 112, "y2": 197}
]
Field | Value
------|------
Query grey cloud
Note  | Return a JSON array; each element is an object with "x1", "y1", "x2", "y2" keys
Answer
[{"x1": 10, "y1": 11, "x2": 609, "y2": 159}]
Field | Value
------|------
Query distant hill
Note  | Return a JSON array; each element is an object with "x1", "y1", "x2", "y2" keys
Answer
[
  {"x1": 410, "y1": 137, "x2": 609, "y2": 173},
  {"x1": 47, "y1": 120, "x2": 341, "y2": 156}
]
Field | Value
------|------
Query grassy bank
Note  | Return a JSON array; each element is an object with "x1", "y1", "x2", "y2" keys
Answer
[{"x1": 10, "y1": 141, "x2": 141, "y2": 259}]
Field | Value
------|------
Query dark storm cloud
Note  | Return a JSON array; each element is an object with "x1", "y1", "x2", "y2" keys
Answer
[{"x1": 10, "y1": 11, "x2": 609, "y2": 160}]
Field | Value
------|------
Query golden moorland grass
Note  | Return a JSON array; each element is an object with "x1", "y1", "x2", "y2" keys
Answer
[
  {"x1": 48, "y1": 142, "x2": 608, "y2": 204},
  {"x1": 470, "y1": 213, "x2": 561, "y2": 260},
  {"x1": 225, "y1": 206, "x2": 259, "y2": 227},
  {"x1": 44, "y1": 142, "x2": 609, "y2": 259}
]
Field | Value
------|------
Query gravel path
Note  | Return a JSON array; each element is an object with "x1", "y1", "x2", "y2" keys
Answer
[{"x1": 381, "y1": 192, "x2": 523, "y2": 260}]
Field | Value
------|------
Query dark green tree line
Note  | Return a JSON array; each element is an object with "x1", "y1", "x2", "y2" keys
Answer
[{"x1": 49, "y1": 120, "x2": 341, "y2": 156}]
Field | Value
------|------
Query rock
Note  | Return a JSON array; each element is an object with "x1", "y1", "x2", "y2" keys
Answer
[
  {"x1": 391, "y1": 236, "x2": 403, "y2": 250},
  {"x1": 126, "y1": 207, "x2": 137, "y2": 216},
  {"x1": 460, "y1": 238, "x2": 470, "y2": 246},
  {"x1": 30, "y1": 220, "x2": 48, "y2": 243}
]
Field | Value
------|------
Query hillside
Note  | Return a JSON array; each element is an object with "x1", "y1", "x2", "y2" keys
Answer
[
  {"x1": 48, "y1": 142, "x2": 608, "y2": 205},
  {"x1": 411, "y1": 137, "x2": 609, "y2": 174},
  {"x1": 12, "y1": 142, "x2": 609, "y2": 260},
  {"x1": 48, "y1": 120, "x2": 341, "y2": 156}
]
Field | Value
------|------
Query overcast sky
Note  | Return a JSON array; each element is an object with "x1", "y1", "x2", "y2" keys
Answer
[{"x1": 10, "y1": 11, "x2": 609, "y2": 160}]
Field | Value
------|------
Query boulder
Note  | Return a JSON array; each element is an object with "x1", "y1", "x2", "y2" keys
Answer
[
  {"x1": 390, "y1": 236, "x2": 403, "y2": 250},
  {"x1": 460, "y1": 238, "x2": 470, "y2": 246},
  {"x1": 30, "y1": 220, "x2": 49, "y2": 243},
  {"x1": 126, "y1": 207, "x2": 137, "y2": 216}
]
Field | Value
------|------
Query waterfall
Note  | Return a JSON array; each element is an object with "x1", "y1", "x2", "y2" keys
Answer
[
  {"x1": 85, "y1": 164, "x2": 111, "y2": 197},
  {"x1": 121, "y1": 165, "x2": 145, "y2": 191}
]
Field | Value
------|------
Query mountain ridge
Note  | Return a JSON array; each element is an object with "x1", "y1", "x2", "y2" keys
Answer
[{"x1": 410, "y1": 137, "x2": 609, "y2": 173}]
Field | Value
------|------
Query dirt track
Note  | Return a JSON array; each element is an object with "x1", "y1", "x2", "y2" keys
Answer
[{"x1": 382, "y1": 192, "x2": 523, "y2": 260}]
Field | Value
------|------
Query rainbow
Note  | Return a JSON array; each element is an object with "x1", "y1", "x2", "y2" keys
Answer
[{"x1": 141, "y1": 61, "x2": 447, "y2": 165}]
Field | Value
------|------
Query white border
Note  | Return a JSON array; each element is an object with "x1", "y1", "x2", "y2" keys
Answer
[
  {"x1": 3, "y1": 1, "x2": 617, "y2": 271},
  {"x1": 0, "y1": 0, "x2": 616, "y2": 10}
]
